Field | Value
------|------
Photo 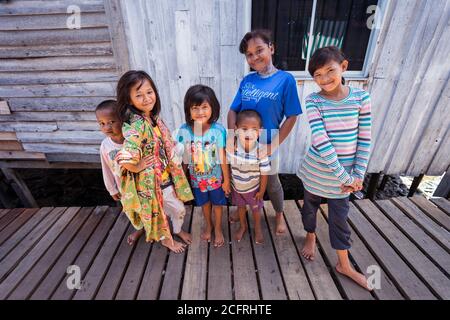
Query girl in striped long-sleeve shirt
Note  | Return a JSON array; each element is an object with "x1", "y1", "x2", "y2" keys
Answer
[{"x1": 297, "y1": 46, "x2": 372, "y2": 290}]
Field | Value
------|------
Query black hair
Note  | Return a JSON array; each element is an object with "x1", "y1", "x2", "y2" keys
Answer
[
  {"x1": 95, "y1": 99, "x2": 118, "y2": 113},
  {"x1": 239, "y1": 29, "x2": 273, "y2": 54},
  {"x1": 184, "y1": 84, "x2": 220, "y2": 127},
  {"x1": 308, "y1": 46, "x2": 347, "y2": 85},
  {"x1": 116, "y1": 70, "x2": 161, "y2": 123},
  {"x1": 236, "y1": 110, "x2": 262, "y2": 127}
]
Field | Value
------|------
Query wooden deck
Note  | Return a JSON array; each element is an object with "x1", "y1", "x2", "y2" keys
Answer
[{"x1": 0, "y1": 196, "x2": 449, "y2": 300}]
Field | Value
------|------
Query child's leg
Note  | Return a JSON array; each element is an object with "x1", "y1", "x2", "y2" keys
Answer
[
  {"x1": 328, "y1": 197, "x2": 371, "y2": 290},
  {"x1": 162, "y1": 186, "x2": 192, "y2": 245},
  {"x1": 234, "y1": 205, "x2": 247, "y2": 241},
  {"x1": 252, "y1": 206, "x2": 264, "y2": 244},
  {"x1": 161, "y1": 237, "x2": 186, "y2": 254},
  {"x1": 127, "y1": 228, "x2": 144, "y2": 246},
  {"x1": 212, "y1": 205, "x2": 224, "y2": 247},
  {"x1": 201, "y1": 202, "x2": 213, "y2": 242},
  {"x1": 266, "y1": 173, "x2": 286, "y2": 235},
  {"x1": 300, "y1": 190, "x2": 322, "y2": 260}
]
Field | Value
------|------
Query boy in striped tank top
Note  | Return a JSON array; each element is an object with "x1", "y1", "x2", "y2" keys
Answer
[
  {"x1": 227, "y1": 110, "x2": 271, "y2": 244},
  {"x1": 297, "y1": 47, "x2": 372, "y2": 290}
]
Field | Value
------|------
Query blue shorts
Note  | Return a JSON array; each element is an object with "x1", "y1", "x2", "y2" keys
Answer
[{"x1": 193, "y1": 187, "x2": 227, "y2": 206}]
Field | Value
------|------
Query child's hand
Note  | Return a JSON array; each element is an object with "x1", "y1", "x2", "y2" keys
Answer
[
  {"x1": 137, "y1": 155, "x2": 155, "y2": 171},
  {"x1": 254, "y1": 190, "x2": 264, "y2": 201},
  {"x1": 340, "y1": 178, "x2": 363, "y2": 193},
  {"x1": 222, "y1": 180, "x2": 231, "y2": 197},
  {"x1": 112, "y1": 193, "x2": 121, "y2": 201},
  {"x1": 258, "y1": 144, "x2": 272, "y2": 160}
]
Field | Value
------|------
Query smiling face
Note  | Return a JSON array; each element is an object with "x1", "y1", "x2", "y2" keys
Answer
[
  {"x1": 244, "y1": 37, "x2": 274, "y2": 73},
  {"x1": 96, "y1": 108, "x2": 123, "y2": 143},
  {"x1": 236, "y1": 117, "x2": 261, "y2": 151},
  {"x1": 190, "y1": 101, "x2": 212, "y2": 126},
  {"x1": 129, "y1": 79, "x2": 157, "y2": 117},
  {"x1": 312, "y1": 59, "x2": 348, "y2": 93}
]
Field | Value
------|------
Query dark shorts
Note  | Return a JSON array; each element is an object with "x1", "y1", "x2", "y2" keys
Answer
[
  {"x1": 231, "y1": 188, "x2": 263, "y2": 212},
  {"x1": 193, "y1": 187, "x2": 227, "y2": 206}
]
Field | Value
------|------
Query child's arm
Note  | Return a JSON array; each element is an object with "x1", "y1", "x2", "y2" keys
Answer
[
  {"x1": 353, "y1": 93, "x2": 372, "y2": 181},
  {"x1": 219, "y1": 147, "x2": 231, "y2": 196},
  {"x1": 255, "y1": 174, "x2": 268, "y2": 201},
  {"x1": 121, "y1": 155, "x2": 154, "y2": 173},
  {"x1": 306, "y1": 102, "x2": 354, "y2": 186},
  {"x1": 100, "y1": 145, "x2": 120, "y2": 199}
]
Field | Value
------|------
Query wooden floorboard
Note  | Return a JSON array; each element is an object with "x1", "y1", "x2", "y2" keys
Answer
[
  {"x1": 430, "y1": 197, "x2": 450, "y2": 216},
  {"x1": 0, "y1": 208, "x2": 25, "y2": 232},
  {"x1": 0, "y1": 208, "x2": 38, "y2": 246},
  {"x1": 410, "y1": 196, "x2": 450, "y2": 231}
]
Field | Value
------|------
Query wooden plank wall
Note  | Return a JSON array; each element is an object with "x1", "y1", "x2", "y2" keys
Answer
[{"x1": 0, "y1": 0, "x2": 123, "y2": 163}]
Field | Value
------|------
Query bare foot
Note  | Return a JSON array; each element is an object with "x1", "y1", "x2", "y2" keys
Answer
[
  {"x1": 275, "y1": 213, "x2": 287, "y2": 235},
  {"x1": 201, "y1": 227, "x2": 212, "y2": 242},
  {"x1": 254, "y1": 226, "x2": 264, "y2": 244},
  {"x1": 229, "y1": 212, "x2": 239, "y2": 224},
  {"x1": 127, "y1": 229, "x2": 144, "y2": 246},
  {"x1": 335, "y1": 263, "x2": 372, "y2": 291},
  {"x1": 175, "y1": 230, "x2": 192, "y2": 245},
  {"x1": 161, "y1": 238, "x2": 186, "y2": 254},
  {"x1": 301, "y1": 232, "x2": 316, "y2": 260},
  {"x1": 234, "y1": 225, "x2": 246, "y2": 242},
  {"x1": 214, "y1": 229, "x2": 225, "y2": 247}
]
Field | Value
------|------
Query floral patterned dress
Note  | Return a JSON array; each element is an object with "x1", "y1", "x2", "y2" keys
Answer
[{"x1": 116, "y1": 113, "x2": 193, "y2": 243}]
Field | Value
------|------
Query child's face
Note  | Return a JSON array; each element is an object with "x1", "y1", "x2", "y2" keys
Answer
[
  {"x1": 236, "y1": 117, "x2": 261, "y2": 149},
  {"x1": 312, "y1": 60, "x2": 348, "y2": 93},
  {"x1": 129, "y1": 79, "x2": 156, "y2": 117},
  {"x1": 190, "y1": 101, "x2": 212, "y2": 125},
  {"x1": 244, "y1": 37, "x2": 274, "y2": 72},
  {"x1": 96, "y1": 108, "x2": 123, "y2": 141}
]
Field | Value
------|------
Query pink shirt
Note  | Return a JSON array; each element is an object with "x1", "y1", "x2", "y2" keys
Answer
[{"x1": 100, "y1": 137, "x2": 123, "y2": 196}]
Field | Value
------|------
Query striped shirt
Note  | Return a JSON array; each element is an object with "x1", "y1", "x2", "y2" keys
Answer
[
  {"x1": 227, "y1": 142, "x2": 271, "y2": 193},
  {"x1": 297, "y1": 86, "x2": 372, "y2": 199}
]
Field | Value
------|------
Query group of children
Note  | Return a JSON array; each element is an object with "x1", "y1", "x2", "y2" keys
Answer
[{"x1": 97, "y1": 29, "x2": 372, "y2": 290}]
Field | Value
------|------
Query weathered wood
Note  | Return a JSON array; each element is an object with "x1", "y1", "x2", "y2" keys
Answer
[
  {"x1": 408, "y1": 174, "x2": 425, "y2": 197},
  {"x1": 0, "y1": 100, "x2": 11, "y2": 115},
  {"x1": 181, "y1": 206, "x2": 208, "y2": 300},
  {"x1": 30, "y1": 206, "x2": 108, "y2": 300},
  {"x1": 0, "y1": 122, "x2": 57, "y2": 132},
  {"x1": 1, "y1": 168, "x2": 38, "y2": 207},
  {"x1": 0, "y1": 160, "x2": 101, "y2": 169},
  {"x1": 0, "y1": 132, "x2": 18, "y2": 141},
  {"x1": 8, "y1": 207, "x2": 93, "y2": 300},
  {"x1": 410, "y1": 195, "x2": 450, "y2": 231},
  {"x1": 0, "y1": 209, "x2": 37, "y2": 246},
  {"x1": 0, "y1": 70, "x2": 116, "y2": 85},
  {"x1": 0, "y1": 207, "x2": 80, "y2": 299},
  {"x1": 347, "y1": 202, "x2": 436, "y2": 299},
  {"x1": 355, "y1": 199, "x2": 450, "y2": 299},
  {"x1": 433, "y1": 173, "x2": 450, "y2": 199},
  {"x1": 0, "y1": 151, "x2": 46, "y2": 160},
  {"x1": 0, "y1": 82, "x2": 115, "y2": 98},
  {"x1": 391, "y1": 197, "x2": 450, "y2": 251},
  {"x1": 266, "y1": 201, "x2": 315, "y2": 300},
  {"x1": 17, "y1": 131, "x2": 104, "y2": 144},
  {"x1": 22, "y1": 143, "x2": 100, "y2": 154},
  {"x1": 229, "y1": 207, "x2": 260, "y2": 300},
  {"x1": 135, "y1": 242, "x2": 165, "y2": 300},
  {"x1": 287, "y1": 201, "x2": 342, "y2": 300},
  {"x1": 57, "y1": 122, "x2": 100, "y2": 131},
  {"x1": 159, "y1": 205, "x2": 193, "y2": 300},
  {"x1": 0, "y1": 0, "x2": 104, "y2": 15},
  {"x1": 430, "y1": 197, "x2": 450, "y2": 216},
  {"x1": 376, "y1": 199, "x2": 450, "y2": 276},
  {"x1": 51, "y1": 207, "x2": 120, "y2": 300},
  {"x1": 72, "y1": 212, "x2": 129, "y2": 300},
  {"x1": 45, "y1": 153, "x2": 101, "y2": 164},
  {"x1": 0, "y1": 208, "x2": 25, "y2": 232},
  {"x1": 0, "y1": 112, "x2": 97, "y2": 122},
  {"x1": 0, "y1": 141, "x2": 23, "y2": 151},
  {"x1": 8, "y1": 97, "x2": 113, "y2": 112}
]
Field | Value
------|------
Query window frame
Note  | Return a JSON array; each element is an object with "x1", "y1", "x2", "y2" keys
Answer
[{"x1": 244, "y1": 0, "x2": 391, "y2": 80}]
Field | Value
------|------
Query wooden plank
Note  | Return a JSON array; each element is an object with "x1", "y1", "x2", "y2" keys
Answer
[
  {"x1": 114, "y1": 235, "x2": 152, "y2": 300},
  {"x1": 0, "y1": 100, "x2": 11, "y2": 114},
  {"x1": 251, "y1": 202, "x2": 287, "y2": 300},
  {"x1": 0, "y1": 12, "x2": 108, "y2": 31},
  {"x1": 0, "y1": 70, "x2": 117, "y2": 85},
  {"x1": 22, "y1": 143, "x2": 99, "y2": 155},
  {"x1": 321, "y1": 203, "x2": 404, "y2": 300},
  {"x1": 0, "y1": 151, "x2": 46, "y2": 160},
  {"x1": 45, "y1": 153, "x2": 100, "y2": 164},
  {"x1": 135, "y1": 242, "x2": 164, "y2": 300},
  {"x1": 376, "y1": 199, "x2": 450, "y2": 276},
  {"x1": 0, "y1": 208, "x2": 25, "y2": 232},
  {"x1": 95, "y1": 224, "x2": 136, "y2": 300},
  {"x1": 410, "y1": 195, "x2": 450, "y2": 231},
  {"x1": 57, "y1": 122, "x2": 99, "y2": 131},
  {"x1": 0, "y1": 1, "x2": 104, "y2": 15},
  {"x1": 72, "y1": 212, "x2": 129, "y2": 300},
  {"x1": 286, "y1": 201, "x2": 342, "y2": 300},
  {"x1": 0, "y1": 208, "x2": 38, "y2": 246},
  {"x1": 159, "y1": 206, "x2": 193, "y2": 300},
  {"x1": 0, "y1": 141, "x2": 23, "y2": 151},
  {"x1": 7, "y1": 207, "x2": 93, "y2": 300},
  {"x1": 17, "y1": 131, "x2": 104, "y2": 144},
  {"x1": 30, "y1": 206, "x2": 108, "y2": 300},
  {"x1": 313, "y1": 204, "x2": 374, "y2": 300},
  {"x1": 347, "y1": 202, "x2": 436, "y2": 299},
  {"x1": 207, "y1": 206, "x2": 232, "y2": 300},
  {"x1": 0, "y1": 209, "x2": 11, "y2": 220},
  {"x1": 0, "y1": 207, "x2": 80, "y2": 299},
  {"x1": 0, "y1": 112, "x2": 96, "y2": 122},
  {"x1": 266, "y1": 201, "x2": 315, "y2": 300},
  {"x1": 181, "y1": 206, "x2": 208, "y2": 300},
  {"x1": 391, "y1": 197, "x2": 450, "y2": 251},
  {"x1": 354, "y1": 200, "x2": 450, "y2": 299},
  {"x1": 2, "y1": 168, "x2": 38, "y2": 207},
  {"x1": 50, "y1": 207, "x2": 120, "y2": 300},
  {"x1": 0, "y1": 82, "x2": 115, "y2": 98},
  {"x1": 8, "y1": 97, "x2": 112, "y2": 112},
  {"x1": 0, "y1": 207, "x2": 54, "y2": 262},
  {"x1": 229, "y1": 207, "x2": 260, "y2": 300},
  {"x1": 0, "y1": 123, "x2": 57, "y2": 132},
  {"x1": 0, "y1": 132, "x2": 18, "y2": 141},
  {"x1": 431, "y1": 197, "x2": 450, "y2": 216}
]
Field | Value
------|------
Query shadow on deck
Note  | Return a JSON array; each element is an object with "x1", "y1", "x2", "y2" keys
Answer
[{"x1": 0, "y1": 196, "x2": 449, "y2": 300}]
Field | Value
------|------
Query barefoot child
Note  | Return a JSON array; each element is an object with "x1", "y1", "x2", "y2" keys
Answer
[
  {"x1": 227, "y1": 29, "x2": 302, "y2": 235},
  {"x1": 176, "y1": 85, "x2": 231, "y2": 247},
  {"x1": 96, "y1": 100, "x2": 124, "y2": 202},
  {"x1": 227, "y1": 110, "x2": 271, "y2": 244},
  {"x1": 297, "y1": 46, "x2": 372, "y2": 290},
  {"x1": 115, "y1": 70, "x2": 193, "y2": 253}
]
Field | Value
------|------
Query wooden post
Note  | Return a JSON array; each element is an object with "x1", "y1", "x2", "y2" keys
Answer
[
  {"x1": 433, "y1": 171, "x2": 450, "y2": 198},
  {"x1": 379, "y1": 174, "x2": 389, "y2": 191},
  {"x1": 408, "y1": 173, "x2": 425, "y2": 197},
  {"x1": 1, "y1": 168, "x2": 38, "y2": 207},
  {"x1": 366, "y1": 172, "x2": 381, "y2": 200}
]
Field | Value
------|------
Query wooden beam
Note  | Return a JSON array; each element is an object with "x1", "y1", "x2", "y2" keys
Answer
[
  {"x1": 434, "y1": 171, "x2": 450, "y2": 198},
  {"x1": 1, "y1": 168, "x2": 38, "y2": 207},
  {"x1": 0, "y1": 151, "x2": 46, "y2": 160},
  {"x1": 408, "y1": 174, "x2": 425, "y2": 197}
]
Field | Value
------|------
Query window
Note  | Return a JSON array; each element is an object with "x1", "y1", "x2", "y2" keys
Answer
[{"x1": 251, "y1": 0, "x2": 385, "y2": 78}]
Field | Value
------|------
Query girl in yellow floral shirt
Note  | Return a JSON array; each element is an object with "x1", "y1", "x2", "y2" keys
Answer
[{"x1": 115, "y1": 70, "x2": 194, "y2": 253}]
